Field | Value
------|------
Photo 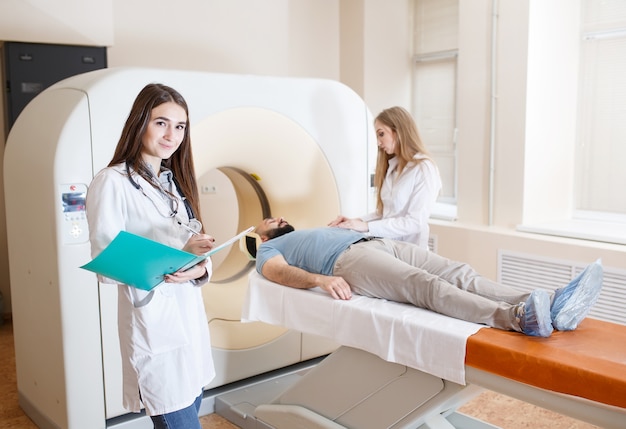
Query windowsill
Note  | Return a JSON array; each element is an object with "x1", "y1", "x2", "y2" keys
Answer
[
  {"x1": 430, "y1": 202, "x2": 457, "y2": 221},
  {"x1": 429, "y1": 205, "x2": 626, "y2": 246},
  {"x1": 517, "y1": 219, "x2": 626, "y2": 246}
]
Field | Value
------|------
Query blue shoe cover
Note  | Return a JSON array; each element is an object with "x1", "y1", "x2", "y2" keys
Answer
[
  {"x1": 520, "y1": 290, "x2": 553, "y2": 337},
  {"x1": 551, "y1": 259, "x2": 603, "y2": 331}
]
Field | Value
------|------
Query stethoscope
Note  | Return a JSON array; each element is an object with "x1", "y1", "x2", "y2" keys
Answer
[{"x1": 126, "y1": 163, "x2": 202, "y2": 234}]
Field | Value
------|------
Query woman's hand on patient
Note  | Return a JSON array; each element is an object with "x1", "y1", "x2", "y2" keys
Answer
[
  {"x1": 328, "y1": 216, "x2": 368, "y2": 233},
  {"x1": 319, "y1": 275, "x2": 352, "y2": 300},
  {"x1": 328, "y1": 215, "x2": 349, "y2": 227}
]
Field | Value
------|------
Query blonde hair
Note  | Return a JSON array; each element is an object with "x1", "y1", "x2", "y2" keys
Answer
[{"x1": 373, "y1": 106, "x2": 433, "y2": 213}]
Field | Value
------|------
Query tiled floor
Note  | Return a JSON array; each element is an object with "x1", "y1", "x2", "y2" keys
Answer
[{"x1": 1, "y1": 320, "x2": 599, "y2": 429}]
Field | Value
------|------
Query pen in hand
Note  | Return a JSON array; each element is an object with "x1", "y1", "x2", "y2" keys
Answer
[
  {"x1": 178, "y1": 221, "x2": 200, "y2": 235},
  {"x1": 180, "y1": 223, "x2": 216, "y2": 255}
]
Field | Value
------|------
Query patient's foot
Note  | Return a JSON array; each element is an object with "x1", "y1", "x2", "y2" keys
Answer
[
  {"x1": 551, "y1": 259, "x2": 603, "y2": 331},
  {"x1": 516, "y1": 290, "x2": 553, "y2": 337}
]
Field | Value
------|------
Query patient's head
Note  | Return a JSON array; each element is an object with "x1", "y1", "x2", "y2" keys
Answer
[{"x1": 256, "y1": 217, "x2": 295, "y2": 241}]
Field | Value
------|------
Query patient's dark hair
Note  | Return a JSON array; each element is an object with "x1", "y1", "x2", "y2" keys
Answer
[
  {"x1": 266, "y1": 224, "x2": 295, "y2": 240},
  {"x1": 245, "y1": 224, "x2": 293, "y2": 259}
]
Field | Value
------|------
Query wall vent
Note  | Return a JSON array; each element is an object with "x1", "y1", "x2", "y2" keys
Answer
[
  {"x1": 497, "y1": 250, "x2": 626, "y2": 326},
  {"x1": 428, "y1": 234, "x2": 438, "y2": 254}
]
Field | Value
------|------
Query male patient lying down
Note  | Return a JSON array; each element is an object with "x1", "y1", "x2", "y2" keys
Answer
[{"x1": 248, "y1": 217, "x2": 603, "y2": 338}]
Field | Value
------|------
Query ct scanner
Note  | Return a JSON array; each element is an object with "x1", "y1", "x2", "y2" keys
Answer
[{"x1": 3, "y1": 67, "x2": 375, "y2": 429}]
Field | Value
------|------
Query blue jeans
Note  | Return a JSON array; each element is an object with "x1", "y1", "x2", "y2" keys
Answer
[{"x1": 150, "y1": 391, "x2": 203, "y2": 429}]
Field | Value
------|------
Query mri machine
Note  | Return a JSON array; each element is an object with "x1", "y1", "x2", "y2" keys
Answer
[
  {"x1": 5, "y1": 68, "x2": 626, "y2": 429},
  {"x1": 4, "y1": 67, "x2": 374, "y2": 428}
]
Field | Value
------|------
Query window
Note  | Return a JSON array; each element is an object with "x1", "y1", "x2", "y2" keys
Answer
[
  {"x1": 412, "y1": 0, "x2": 459, "y2": 213},
  {"x1": 519, "y1": 0, "x2": 626, "y2": 245},
  {"x1": 576, "y1": 0, "x2": 626, "y2": 216}
]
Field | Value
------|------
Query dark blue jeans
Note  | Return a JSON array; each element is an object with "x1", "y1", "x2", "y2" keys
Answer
[{"x1": 150, "y1": 391, "x2": 203, "y2": 429}]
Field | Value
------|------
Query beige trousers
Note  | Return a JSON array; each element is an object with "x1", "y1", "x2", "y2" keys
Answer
[{"x1": 332, "y1": 238, "x2": 532, "y2": 331}]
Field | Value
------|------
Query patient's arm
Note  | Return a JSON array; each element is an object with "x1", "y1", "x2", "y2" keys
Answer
[{"x1": 262, "y1": 254, "x2": 352, "y2": 300}]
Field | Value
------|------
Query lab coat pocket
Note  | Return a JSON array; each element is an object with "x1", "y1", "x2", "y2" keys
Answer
[{"x1": 133, "y1": 286, "x2": 188, "y2": 354}]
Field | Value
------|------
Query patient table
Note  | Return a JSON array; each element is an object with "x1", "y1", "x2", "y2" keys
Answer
[{"x1": 230, "y1": 271, "x2": 626, "y2": 429}]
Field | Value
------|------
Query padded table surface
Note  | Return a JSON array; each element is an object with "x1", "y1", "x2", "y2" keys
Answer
[{"x1": 466, "y1": 317, "x2": 626, "y2": 409}]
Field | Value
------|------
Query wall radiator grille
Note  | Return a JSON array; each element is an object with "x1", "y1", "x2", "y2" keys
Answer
[
  {"x1": 497, "y1": 250, "x2": 626, "y2": 326},
  {"x1": 428, "y1": 234, "x2": 438, "y2": 254}
]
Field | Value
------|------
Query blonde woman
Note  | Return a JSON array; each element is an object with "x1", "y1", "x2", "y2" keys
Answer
[{"x1": 329, "y1": 106, "x2": 441, "y2": 249}]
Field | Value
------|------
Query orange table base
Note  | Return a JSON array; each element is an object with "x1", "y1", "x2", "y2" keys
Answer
[{"x1": 466, "y1": 317, "x2": 626, "y2": 409}]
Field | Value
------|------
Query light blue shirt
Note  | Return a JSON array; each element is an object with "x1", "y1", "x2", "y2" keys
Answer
[{"x1": 256, "y1": 228, "x2": 366, "y2": 276}]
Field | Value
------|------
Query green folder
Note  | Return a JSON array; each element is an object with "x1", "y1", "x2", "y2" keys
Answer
[{"x1": 80, "y1": 231, "x2": 207, "y2": 291}]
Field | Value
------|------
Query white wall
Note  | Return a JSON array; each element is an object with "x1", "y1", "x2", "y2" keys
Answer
[
  {"x1": 0, "y1": 0, "x2": 114, "y2": 46},
  {"x1": 362, "y1": 0, "x2": 414, "y2": 116},
  {"x1": 522, "y1": 0, "x2": 580, "y2": 225},
  {"x1": 456, "y1": 0, "x2": 494, "y2": 225},
  {"x1": 108, "y1": 0, "x2": 340, "y2": 78}
]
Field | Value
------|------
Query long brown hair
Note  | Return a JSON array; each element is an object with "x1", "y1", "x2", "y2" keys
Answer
[
  {"x1": 373, "y1": 106, "x2": 433, "y2": 213},
  {"x1": 108, "y1": 83, "x2": 203, "y2": 229}
]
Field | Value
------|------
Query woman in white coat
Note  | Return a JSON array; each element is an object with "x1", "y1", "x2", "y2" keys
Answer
[
  {"x1": 329, "y1": 106, "x2": 442, "y2": 249},
  {"x1": 86, "y1": 84, "x2": 216, "y2": 429}
]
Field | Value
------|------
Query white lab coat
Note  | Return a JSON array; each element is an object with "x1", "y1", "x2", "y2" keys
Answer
[
  {"x1": 362, "y1": 154, "x2": 442, "y2": 249},
  {"x1": 86, "y1": 164, "x2": 215, "y2": 416}
]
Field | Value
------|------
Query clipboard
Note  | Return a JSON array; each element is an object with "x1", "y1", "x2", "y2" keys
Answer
[
  {"x1": 206, "y1": 226, "x2": 254, "y2": 256},
  {"x1": 81, "y1": 227, "x2": 254, "y2": 290}
]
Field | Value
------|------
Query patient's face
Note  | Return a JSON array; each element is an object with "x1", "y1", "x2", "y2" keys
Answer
[
  {"x1": 267, "y1": 224, "x2": 295, "y2": 239},
  {"x1": 259, "y1": 217, "x2": 295, "y2": 239}
]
